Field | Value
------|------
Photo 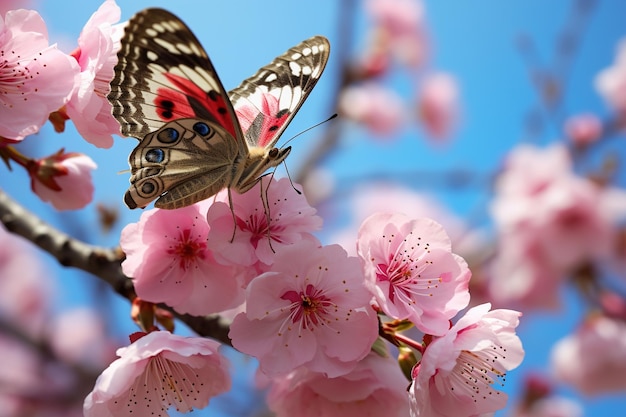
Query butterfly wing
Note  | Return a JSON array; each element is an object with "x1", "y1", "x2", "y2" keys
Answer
[
  {"x1": 108, "y1": 8, "x2": 243, "y2": 142},
  {"x1": 228, "y1": 35, "x2": 330, "y2": 151},
  {"x1": 109, "y1": 8, "x2": 330, "y2": 209},
  {"x1": 123, "y1": 118, "x2": 243, "y2": 210},
  {"x1": 109, "y1": 8, "x2": 249, "y2": 209}
]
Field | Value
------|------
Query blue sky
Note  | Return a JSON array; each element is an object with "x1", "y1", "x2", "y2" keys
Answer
[{"x1": 5, "y1": 1, "x2": 626, "y2": 415}]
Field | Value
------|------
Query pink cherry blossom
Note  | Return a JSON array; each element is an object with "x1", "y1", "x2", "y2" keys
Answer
[
  {"x1": 491, "y1": 145, "x2": 615, "y2": 264},
  {"x1": 367, "y1": 0, "x2": 423, "y2": 40},
  {"x1": 0, "y1": 224, "x2": 50, "y2": 335},
  {"x1": 49, "y1": 308, "x2": 116, "y2": 370},
  {"x1": 229, "y1": 241, "x2": 378, "y2": 377},
  {"x1": 83, "y1": 331, "x2": 231, "y2": 417},
  {"x1": 356, "y1": 38, "x2": 391, "y2": 78},
  {"x1": 338, "y1": 83, "x2": 405, "y2": 136},
  {"x1": 120, "y1": 202, "x2": 246, "y2": 316},
  {"x1": 409, "y1": 303, "x2": 524, "y2": 417},
  {"x1": 366, "y1": 0, "x2": 428, "y2": 67},
  {"x1": 0, "y1": 335, "x2": 48, "y2": 416},
  {"x1": 330, "y1": 182, "x2": 473, "y2": 256},
  {"x1": 550, "y1": 314, "x2": 626, "y2": 395},
  {"x1": 207, "y1": 177, "x2": 322, "y2": 275},
  {"x1": 492, "y1": 143, "x2": 572, "y2": 203},
  {"x1": 29, "y1": 150, "x2": 97, "y2": 210},
  {"x1": 0, "y1": 334, "x2": 86, "y2": 416},
  {"x1": 267, "y1": 352, "x2": 409, "y2": 417},
  {"x1": 0, "y1": 9, "x2": 79, "y2": 140},
  {"x1": 65, "y1": 0, "x2": 124, "y2": 148},
  {"x1": 564, "y1": 113, "x2": 602, "y2": 146},
  {"x1": 487, "y1": 238, "x2": 565, "y2": 310},
  {"x1": 417, "y1": 72, "x2": 460, "y2": 139},
  {"x1": 357, "y1": 212, "x2": 471, "y2": 335},
  {"x1": 0, "y1": 0, "x2": 34, "y2": 16},
  {"x1": 595, "y1": 38, "x2": 626, "y2": 119},
  {"x1": 599, "y1": 290, "x2": 626, "y2": 321},
  {"x1": 513, "y1": 397, "x2": 583, "y2": 417},
  {"x1": 489, "y1": 144, "x2": 621, "y2": 310}
]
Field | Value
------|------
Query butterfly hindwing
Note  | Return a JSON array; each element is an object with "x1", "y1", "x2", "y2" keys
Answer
[
  {"x1": 108, "y1": 8, "x2": 242, "y2": 142},
  {"x1": 229, "y1": 35, "x2": 330, "y2": 150},
  {"x1": 124, "y1": 119, "x2": 243, "y2": 209}
]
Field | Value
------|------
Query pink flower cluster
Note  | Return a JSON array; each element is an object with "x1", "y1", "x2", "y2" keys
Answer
[
  {"x1": 551, "y1": 314, "x2": 626, "y2": 395},
  {"x1": 365, "y1": 0, "x2": 428, "y2": 68},
  {"x1": 100, "y1": 177, "x2": 525, "y2": 417},
  {"x1": 0, "y1": 224, "x2": 118, "y2": 416},
  {"x1": 338, "y1": 0, "x2": 460, "y2": 141},
  {"x1": 0, "y1": 0, "x2": 125, "y2": 210},
  {"x1": 596, "y1": 37, "x2": 626, "y2": 122},
  {"x1": 1, "y1": 0, "x2": 123, "y2": 145},
  {"x1": 488, "y1": 143, "x2": 626, "y2": 310}
]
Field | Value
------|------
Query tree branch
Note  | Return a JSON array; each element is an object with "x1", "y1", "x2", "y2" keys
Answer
[
  {"x1": 0, "y1": 190, "x2": 232, "y2": 345},
  {"x1": 0, "y1": 190, "x2": 131, "y2": 296}
]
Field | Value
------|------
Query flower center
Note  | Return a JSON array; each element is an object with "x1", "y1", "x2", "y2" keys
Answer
[
  {"x1": 443, "y1": 349, "x2": 508, "y2": 405},
  {"x1": 238, "y1": 210, "x2": 283, "y2": 247},
  {"x1": 281, "y1": 283, "x2": 333, "y2": 330},
  {"x1": 121, "y1": 353, "x2": 206, "y2": 415},
  {"x1": 0, "y1": 50, "x2": 40, "y2": 100},
  {"x1": 167, "y1": 228, "x2": 207, "y2": 271},
  {"x1": 376, "y1": 233, "x2": 441, "y2": 304}
]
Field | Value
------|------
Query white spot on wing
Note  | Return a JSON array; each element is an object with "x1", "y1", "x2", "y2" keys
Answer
[
  {"x1": 193, "y1": 66, "x2": 221, "y2": 92},
  {"x1": 177, "y1": 43, "x2": 192, "y2": 54},
  {"x1": 189, "y1": 42, "x2": 204, "y2": 57},
  {"x1": 154, "y1": 38, "x2": 181, "y2": 54},
  {"x1": 161, "y1": 20, "x2": 177, "y2": 32},
  {"x1": 289, "y1": 61, "x2": 301, "y2": 76}
]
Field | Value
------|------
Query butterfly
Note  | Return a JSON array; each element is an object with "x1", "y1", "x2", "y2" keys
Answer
[{"x1": 108, "y1": 8, "x2": 330, "y2": 210}]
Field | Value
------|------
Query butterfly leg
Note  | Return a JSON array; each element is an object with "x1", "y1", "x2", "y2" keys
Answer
[
  {"x1": 259, "y1": 175, "x2": 276, "y2": 254},
  {"x1": 227, "y1": 187, "x2": 238, "y2": 243}
]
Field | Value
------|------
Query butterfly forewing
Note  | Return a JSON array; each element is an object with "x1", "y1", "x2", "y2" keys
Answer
[
  {"x1": 229, "y1": 36, "x2": 330, "y2": 150},
  {"x1": 108, "y1": 8, "x2": 243, "y2": 142}
]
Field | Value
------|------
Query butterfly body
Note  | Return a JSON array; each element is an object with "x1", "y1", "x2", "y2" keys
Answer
[{"x1": 109, "y1": 8, "x2": 329, "y2": 209}]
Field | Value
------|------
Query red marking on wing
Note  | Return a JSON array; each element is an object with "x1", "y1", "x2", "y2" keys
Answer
[
  {"x1": 235, "y1": 93, "x2": 290, "y2": 148},
  {"x1": 154, "y1": 73, "x2": 237, "y2": 137},
  {"x1": 154, "y1": 86, "x2": 195, "y2": 120}
]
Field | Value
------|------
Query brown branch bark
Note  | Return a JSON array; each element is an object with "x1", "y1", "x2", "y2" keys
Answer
[
  {"x1": 0, "y1": 189, "x2": 132, "y2": 297},
  {"x1": 0, "y1": 190, "x2": 232, "y2": 345}
]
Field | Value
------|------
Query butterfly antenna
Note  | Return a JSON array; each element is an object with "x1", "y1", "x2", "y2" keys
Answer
[
  {"x1": 278, "y1": 114, "x2": 337, "y2": 195},
  {"x1": 281, "y1": 113, "x2": 337, "y2": 148},
  {"x1": 282, "y1": 160, "x2": 302, "y2": 195}
]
